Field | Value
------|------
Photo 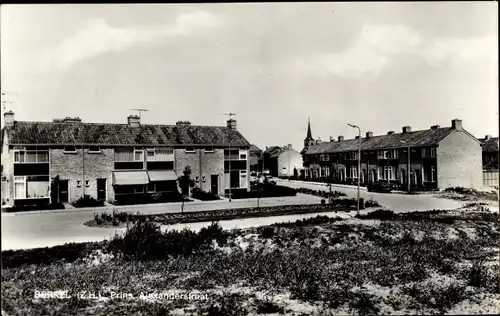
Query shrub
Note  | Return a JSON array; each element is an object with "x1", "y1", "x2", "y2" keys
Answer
[
  {"x1": 71, "y1": 195, "x2": 104, "y2": 208},
  {"x1": 261, "y1": 227, "x2": 275, "y2": 238},
  {"x1": 4, "y1": 203, "x2": 65, "y2": 212},
  {"x1": 349, "y1": 291, "x2": 382, "y2": 316},
  {"x1": 191, "y1": 187, "x2": 220, "y2": 201},
  {"x1": 255, "y1": 298, "x2": 285, "y2": 314},
  {"x1": 110, "y1": 221, "x2": 165, "y2": 260},
  {"x1": 321, "y1": 199, "x2": 326, "y2": 205},
  {"x1": 356, "y1": 209, "x2": 395, "y2": 220},
  {"x1": 364, "y1": 198, "x2": 381, "y2": 208}
]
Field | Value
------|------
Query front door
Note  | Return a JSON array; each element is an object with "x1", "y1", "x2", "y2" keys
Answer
[
  {"x1": 59, "y1": 180, "x2": 69, "y2": 203},
  {"x1": 211, "y1": 175, "x2": 218, "y2": 195},
  {"x1": 97, "y1": 179, "x2": 106, "y2": 201}
]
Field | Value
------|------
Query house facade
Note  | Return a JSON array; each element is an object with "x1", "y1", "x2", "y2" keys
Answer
[
  {"x1": 1, "y1": 112, "x2": 250, "y2": 207},
  {"x1": 302, "y1": 119, "x2": 483, "y2": 190},
  {"x1": 267, "y1": 145, "x2": 303, "y2": 177},
  {"x1": 478, "y1": 135, "x2": 499, "y2": 187},
  {"x1": 249, "y1": 144, "x2": 263, "y2": 172}
]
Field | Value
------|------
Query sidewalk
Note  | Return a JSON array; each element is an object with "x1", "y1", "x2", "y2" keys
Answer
[
  {"x1": 276, "y1": 178, "x2": 368, "y2": 191},
  {"x1": 1, "y1": 194, "x2": 321, "y2": 217}
]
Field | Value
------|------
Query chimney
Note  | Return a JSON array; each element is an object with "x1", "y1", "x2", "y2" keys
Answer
[
  {"x1": 485, "y1": 135, "x2": 492, "y2": 140},
  {"x1": 227, "y1": 119, "x2": 237, "y2": 130},
  {"x1": 451, "y1": 119, "x2": 462, "y2": 130},
  {"x1": 402, "y1": 126, "x2": 412, "y2": 134},
  {"x1": 387, "y1": 131, "x2": 395, "y2": 135},
  {"x1": 288, "y1": 144, "x2": 292, "y2": 150},
  {"x1": 127, "y1": 115, "x2": 140, "y2": 127},
  {"x1": 338, "y1": 135, "x2": 344, "y2": 142},
  {"x1": 366, "y1": 131, "x2": 373, "y2": 138},
  {"x1": 3, "y1": 111, "x2": 15, "y2": 126},
  {"x1": 330, "y1": 136, "x2": 334, "y2": 142},
  {"x1": 430, "y1": 125, "x2": 440, "y2": 130},
  {"x1": 315, "y1": 137, "x2": 321, "y2": 144}
]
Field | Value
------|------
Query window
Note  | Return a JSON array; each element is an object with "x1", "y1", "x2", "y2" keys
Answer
[
  {"x1": 14, "y1": 176, "x2": 49, "y2": 199},
  {"x1": 14, "y1": 149, "x2": 48, "y2": 163},
  {"x1": 134, "y1": 149, "x2": 144, "y2": 161},
  {"x1": 204, "y1": 146, "x2": 214, "y2": 153},
  {"x1": 377, "y1": 166, "x2": 395, "y2": 180},
  {"x1": 114, "y1": 147, "x2": 134, "y2": 161},
  {"x1": 77, "y1": 180, "x2": 82, "y2": 187},
  {"x1": 239, "y1": 150, "x2": 248, "y2": 160},
  {"x1": 347, "y1": 152, "x2": 359, "y2": 160},
  {"x1": 147, "y1": 150, "x2": 155, "y2": 160},
  {"x1": 378, "y1": 150, "x2": 398, "y2": 159},
  {"x1": 430, "y1": 148, "x2": 436, "y2": 158},
  {"x1": 89, "y1": 146, "x2": 101, "y2": 153},
  {"x1": 348, "y1": 166, "x2": 358, "y2": 178},
  {"x1": 64, "y1": 146, "x2": 77, "y2": 153},
  {"x1": 85, "y1": 180, "x2": 90, "y2": 187},
  {"x1": 135, "y1": 185, "x2": 144, "y2": 193},
  {"x1": 185, "y1": 147, "x2": 195, "y2": 153}
]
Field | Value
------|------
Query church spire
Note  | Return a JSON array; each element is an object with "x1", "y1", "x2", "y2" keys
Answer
[{"x1": 306, "y1": 116, "x2": 313, "y2": 139}]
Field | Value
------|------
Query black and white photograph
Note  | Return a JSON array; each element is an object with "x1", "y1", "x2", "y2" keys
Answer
[{"x1": 1, "y1": 2, "x2": 498, "y2": 315}]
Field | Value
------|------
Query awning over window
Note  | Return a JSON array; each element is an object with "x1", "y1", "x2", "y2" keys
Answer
[
  {"x1": 148, "y1": 170, "x2": 177, "y2": 182},
  {"x1": 112, "y1": 171, "x2": 149, "y2": 185}
]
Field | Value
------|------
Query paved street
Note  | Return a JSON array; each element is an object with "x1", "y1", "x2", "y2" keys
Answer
[
  {"x1": 275, "y1": 179, "x2": 465, "y2": 213},
  {"x1": 1, "y1": 181, "x2": 466, "y2": 251},
  {"x1": 1, "y1": 194, "x2": 321, "y2": 251}
]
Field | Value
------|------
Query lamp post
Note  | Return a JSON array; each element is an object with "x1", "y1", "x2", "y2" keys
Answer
[
  {"x1": 401, "y1": 140, "x2": 411, "y2": 193},
  {"x1": 347, "y1": 123, "x2": 361, "y2": 216}
]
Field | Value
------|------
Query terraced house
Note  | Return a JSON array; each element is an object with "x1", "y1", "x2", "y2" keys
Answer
[
  {"x1": 302, "y1": 119, "x2": 483, "y2": 190},
  {"x1": 478, "y1": 135, "x2": 499, "y2": 187},
  {"x1": 1, "y1": 112, "x2": 250, "y2": 207}
]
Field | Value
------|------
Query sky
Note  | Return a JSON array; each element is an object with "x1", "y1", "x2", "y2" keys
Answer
[{"x1": 1, "y1": 2, "x2": 498, "y2": 152}]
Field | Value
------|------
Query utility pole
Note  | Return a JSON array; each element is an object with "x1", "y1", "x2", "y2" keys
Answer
[
  {"x1": 348, "y1": 123, "x2": 361, "y2": 216},
  {"x1": 225, "y1": 112, "x2": 236, "y2": 202}
]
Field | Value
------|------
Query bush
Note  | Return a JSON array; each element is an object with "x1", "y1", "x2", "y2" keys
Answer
[
  {"x1": 261, "y1": 227, "x2": 275, "y2": 238},
  {"x1": 321, "y1": 199, "x2": 326, "y2": 205},
  {"x1": 4, "y1": 202, "x2": 65, "y2": 212},
  {"x1": 72, "y1": 195, "x2": 104, "y2": 208},
  {"x1": 356, "y1": 209, "x2": 396, "y2": 220},
  {"x1": 191, "y1": 187, "x2": 220, "y2": 201},
  {"x1": 349, "y1": 291, "x2": 382, "y2": 316},
  {"x1": 364, "y1": 198, "x2": 381, "y2": 208},
  {"x1": 109, "y1": 221, "x2": 165, "y2": 260}
]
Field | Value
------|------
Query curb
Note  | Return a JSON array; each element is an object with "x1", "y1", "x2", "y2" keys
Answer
[
  {"x1": 277, "y1": 179, "x2": 368, "y2": 191},
  {"x1": 0, "y1": 195, "x2": 319, "y2": 217}
]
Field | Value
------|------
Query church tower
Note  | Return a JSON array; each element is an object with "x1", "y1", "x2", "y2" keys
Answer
[{"x1": 301, "y1": 117, "x2": 315, "y2": 155}]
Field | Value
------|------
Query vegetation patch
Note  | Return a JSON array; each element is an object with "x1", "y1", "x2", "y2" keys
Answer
[{"x1": 2, "y1": 209, "x2": 499, "y2": 315}]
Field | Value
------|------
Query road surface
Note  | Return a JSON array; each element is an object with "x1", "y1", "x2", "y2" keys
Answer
[
  {"x1": 1, "y1": 194, "x2": 321, "y2": 251},
  {"x1": 276, "y1": 179, "x2": 464, "y2": 213}
]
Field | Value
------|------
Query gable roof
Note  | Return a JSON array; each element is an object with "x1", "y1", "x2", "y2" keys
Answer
[
  {"x1": 250, "y1": 144, "x2": 262, "y2": 153},
  {"x1": 269, "y1": 147, "x2": 300, "y2": 158},
  {"x1": 264, "y1": 146, "x2": 281, "y2": 155},
  {"x1": 305, "y1": 127, "x2": 456, "y2": 154},
  {"x1": 478, "y1": 137, "x2": 499, "y2": 152},
  {"x1": 3, "y1": 121, "x2": 251, "y2": 147}
]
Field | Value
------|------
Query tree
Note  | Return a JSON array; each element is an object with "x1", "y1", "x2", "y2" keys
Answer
[
  {"x1": 293, "y1": 167, "x2": 298, "y2": 179},
  {"x1": 177, "y1": 166, "x2": 194, "y2": 213},
  {"x1": 50, "y1": 175, "x2": 60, "y2": 205}
]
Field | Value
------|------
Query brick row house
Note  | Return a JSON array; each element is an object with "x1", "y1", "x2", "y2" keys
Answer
[
  {"x1": 1, "y1": 112, "x2": 250, "y2": 207},
  {"x1": 301, "y1": 119, "x2": 483, "y2": 190},
  {"x1": 478, "y1": 135, "x2": 499, "y2": 187}
]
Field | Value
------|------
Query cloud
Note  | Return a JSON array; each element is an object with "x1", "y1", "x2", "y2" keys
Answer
[
  {"x1": 422, "y1": 36, "x2": 497, "y2": 66},
  {"x1": 292, "y1": 25, "x2": 496, "y2": 79},
  {"x1": 293, "y1": 25, "x2": 422, "y2": 79},
  {"x1": 41, "y1": 11, "x2": 222, "y2": 70}
]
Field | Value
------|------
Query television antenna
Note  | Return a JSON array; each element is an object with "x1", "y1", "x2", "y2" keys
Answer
[{"x1": 130, "y1": 108, "x2": 149, "y2": 120}]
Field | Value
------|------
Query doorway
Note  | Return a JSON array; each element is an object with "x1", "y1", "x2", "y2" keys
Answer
[
  {"x1": 59, "y1": 180, "x2": 69, "y2": 203},
  {"x1": 211, "y1": 175, "x2": 219, "y2": 195},
  {"x1": 97, "y1": 179, "x2": 107, "y2": 201}
]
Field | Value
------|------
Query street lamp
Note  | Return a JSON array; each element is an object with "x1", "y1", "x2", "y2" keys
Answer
[
  {"x1": 400, "y1": 140, "x2": 411, "y2": 193},
  {"x1": 347, "y1": 123, "x2": 361, "y2": 216}
]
